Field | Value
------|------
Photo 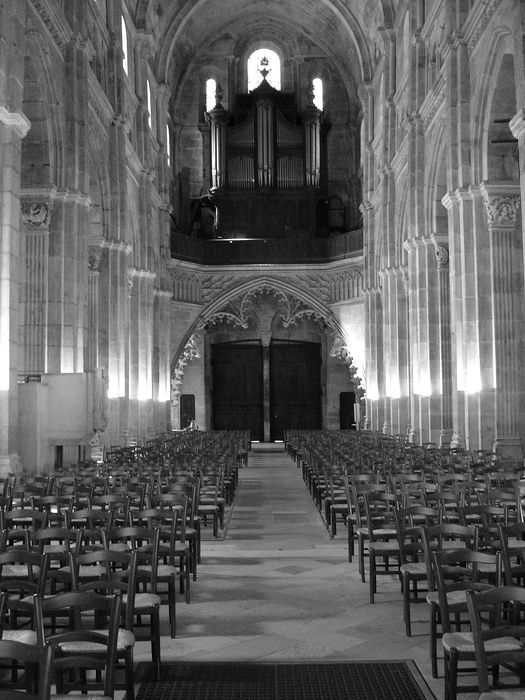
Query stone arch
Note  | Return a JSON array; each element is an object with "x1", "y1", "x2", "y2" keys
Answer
[
  {"x1": 21, "y1": 32, "x2": 64, "y2": 188},
  {"x1": 425, "y1": 120, "x2": 448, "y2": 239},
  {"x1": 470, "y1": 27, "x2": 515, "y2": 183},
  {"x1": 170, "y1": 276, "x2": 365, "y2": 406},
  {"x1": 87, "y1": 128, "x2": 111, "y2": 241}
]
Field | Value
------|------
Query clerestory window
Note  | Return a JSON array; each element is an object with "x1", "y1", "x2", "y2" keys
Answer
[
  {"x1": 206, "y1": 78, "x2": 217, "y2": 112},
  {"x1": 312, "y1": 78, "x2": 323, "y2": 110},
  {"x1": 247, "y1": 49, "x2": 281, "y2": 91},
  {"x1": 121, "y1": 15, "x2": 129, "y2": 76}
]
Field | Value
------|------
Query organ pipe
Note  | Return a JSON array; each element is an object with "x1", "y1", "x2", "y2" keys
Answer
[
  {"x1": 304, "y1": 104, "x2": 321, "y2": 187},
  {"x1": 209, "y1": 103, "x2": 228, "y2": 188},
  {"x1": 257, "y1": 99, "x2": 274, "y2": 188}
]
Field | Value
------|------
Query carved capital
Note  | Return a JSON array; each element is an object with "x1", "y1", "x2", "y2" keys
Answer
[
  {"x1": 88, "y1": 247, "x2": 103, "y2": 271},
  {"x1": 435, "y1": 245, "x2": 449, "y2": 269},
  {"x1": 20, "y1": 195, "x2": 54, "y2": 230},
  {"x1": 481, "y1": 183, "x2": 521, "y2": 228}
]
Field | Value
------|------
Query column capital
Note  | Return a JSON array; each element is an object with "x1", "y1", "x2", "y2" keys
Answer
[
  {"x1": 480, "y1": 182, "x2": 521, "y2": 229},
  {"x1": 434, "y1": 245, "x2": 449, "y2": 269}
]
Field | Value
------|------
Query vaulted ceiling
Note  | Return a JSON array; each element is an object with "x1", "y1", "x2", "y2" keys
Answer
[{"x1": 129, "y1": 0, "x2": 399, "y2": 94}]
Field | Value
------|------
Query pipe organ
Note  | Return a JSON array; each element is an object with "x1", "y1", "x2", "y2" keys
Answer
[{"x1": 205, "y1": 78, "x2": 325, "y2": 239}]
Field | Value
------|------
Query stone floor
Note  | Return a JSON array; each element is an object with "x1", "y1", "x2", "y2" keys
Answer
[{"x1": 127, "y1": 442, "x2": 484, "y2": 700}]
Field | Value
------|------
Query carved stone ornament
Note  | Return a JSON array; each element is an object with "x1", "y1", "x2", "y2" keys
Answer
[
  {"x1": 171, "y1": 334, "x2": 202, "y2": 405},
  {"x1": 204, "y1": 286, "x2": 327, "y2": 330},
  {"x1": 329, "y1": 334, "x2": 365, "y2": 399},
  {"x1": 21, "y1": 198, "x2": 52, "y2": 230},
  {"x1": 435, "y1": 245, "x2": 449, "y2": 269},
  {"x1": 485, "y1": 195, "x2": 521, "y2": 228},
  {"x1": 88, "y1": 248, "x2": 102, "y2": 271}
]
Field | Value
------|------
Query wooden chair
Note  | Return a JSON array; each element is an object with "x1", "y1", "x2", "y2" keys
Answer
[
  {"x1": 101, "y1": 527, "x2": 162, "y2": 679},
  {"x1": 420, "y1": 523, "x2": 478, "y2": 678},
  {"x1": 394, "y1": 505, "x2": 442, "y2": 636},
  {"x1": 498, "y1": 522, "x2": 525, "y2": 586},
  {"x1": 0, "y1": 636, "x2": 53, "y2": 699},
  {"x1": 364, "y1": 490, "x2": 401, "y2": 603},
  {"x1": 465, "y1": 585, "x2": 525, "y2": 699},
  {"x1": 34, "y1": 590, "x2": 122, "y2": 699},
  {"x1": 433, "y1": 548, "x2": 501, "y2": 700},
  {"x1": 68, "y1": 550, "x2": 136, "y2": 700}
]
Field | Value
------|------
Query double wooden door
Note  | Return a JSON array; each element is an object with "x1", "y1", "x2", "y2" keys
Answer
[{"x1": 211, "y1": 341, "x2": 321, "y2": 441}]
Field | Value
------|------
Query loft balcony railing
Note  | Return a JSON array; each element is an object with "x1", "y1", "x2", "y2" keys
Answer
[{"x1": 170, "y1": 229, "x2": 363, "y2": 265}]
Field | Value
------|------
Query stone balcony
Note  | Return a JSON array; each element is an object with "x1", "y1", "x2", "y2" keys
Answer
[{"x1": 171, "y1": 229, "x2": 363, "y2": 265}]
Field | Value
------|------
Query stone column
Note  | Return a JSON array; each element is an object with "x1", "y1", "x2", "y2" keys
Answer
[
  {"x1": 434, "y1": 245, "x2": 454, "y2": 447},
  {"x1": 404, "y1": 237, "x2": 436, "y2": 445},
  {"x1": 481, "y1": 184, "x2": 524, "y2": 458},
  {"x1": 152, "y1": 288, "x2": 173, "y2": 432},
  {"x1": 128, "y1": 267, "x2": 157, "y2": 438},
  {"x1": 86, "y1": 246, "x2": 102, "y2": 371},
  {"x1": 0, "y1": 109, "x2": 30, "y2": 475},
  {"x1": 99, "y1": 240, "x2": 131, "y2": 446},
  {"x1": 364, "y1": 286, "x2": 384, "y2": 432},
  {"x1": 0, "y1": 1, "x2": 29, "y2": 474},
  {"x1": 261, "y1": 331, "x2": 272, "y2": 442},
  {"x1": 19, "y1": 192, "x2": 54, "y2": 372},
  {"x1": 381, "y1": 266, "x2": 409, "y2": 437},
  {"x1": 441, "y1": 191, "x2": 466, "y2": 449}
]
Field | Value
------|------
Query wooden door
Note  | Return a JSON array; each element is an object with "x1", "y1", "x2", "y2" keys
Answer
[
  {"x1": 211, "y1": 343, "x2": 264, "y2": 441},
  {"x1": 180, "y1": 394, "x2": 195, "y2": 430},
  {"x1": 270, "y1": 341, "x2": 321, "y2": 441},
  {"x1": 339, "y1": 391, "x2": 355, "y2": 429}
]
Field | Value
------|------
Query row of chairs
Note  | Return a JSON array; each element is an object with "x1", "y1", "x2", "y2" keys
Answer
[
  {"x1": 0, "y1": 430, "x2": 249, "y2": 698},
  {"x1": 285, "y1": 429, "x2": 525, "y2": 699}
]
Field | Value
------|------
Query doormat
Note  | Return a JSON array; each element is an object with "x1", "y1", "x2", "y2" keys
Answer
[{"x1": 135, "y1": 660, "x2": 436, "y2": 700}]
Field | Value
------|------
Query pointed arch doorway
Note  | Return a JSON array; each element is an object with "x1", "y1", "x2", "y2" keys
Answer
[{"x1": 211, "y1": 339, "x2": 322, "y2": 442}]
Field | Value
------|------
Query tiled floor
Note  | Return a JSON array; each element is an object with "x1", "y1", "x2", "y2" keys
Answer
[{"x1": 130, "y1": 442, "x2": 482, "y2": 699}]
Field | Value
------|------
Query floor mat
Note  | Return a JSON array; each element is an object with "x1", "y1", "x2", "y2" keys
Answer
[{"x1": 135, "y1": 660, "x2": 436, "y2": 700}]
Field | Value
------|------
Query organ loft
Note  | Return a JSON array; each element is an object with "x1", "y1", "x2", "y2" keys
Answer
[{"x1": 0, "y1": 0, "x2": 524, "y2": 471}]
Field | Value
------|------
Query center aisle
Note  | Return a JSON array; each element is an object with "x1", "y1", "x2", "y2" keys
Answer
[
  {"x1": 141, "y1": 441, "x2": 444, "y2": 698},
  {"x1": 223, "y1": 442, "x2": 338, "y2": 549}
]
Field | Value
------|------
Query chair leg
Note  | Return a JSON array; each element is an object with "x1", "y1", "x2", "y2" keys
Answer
[
  {"x1": 151, "y1": 606, "x2": 161, "y2": 681},
  {"x1": 347, "y1": 518, "x2": 354, "y2": 562},
  {"x1": 445, "y1": 647, "x2": 458, "y2": 700},
  {"x1": 124, "y1": 647, "x2": 135, "y2": 700},
  {"x1": 358, "y1": 535, "x2": 366, "y2": 582},
  {"x1": 168, "y1": 574, "x2": 177, "y2": 638},
  {"x1": 403, "y1": 572, "x2": 411, "y2": 636},
  {"x1": 430, "y1": 602, "x2": 439, "y2": 678},
  {"x1": 369, "y1": 551, "x2": 376, "y2": 604}
]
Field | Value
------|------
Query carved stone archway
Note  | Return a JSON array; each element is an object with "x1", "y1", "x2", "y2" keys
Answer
[{"x1": 170, "y1": 277, "x2": 364, "y2": 432}]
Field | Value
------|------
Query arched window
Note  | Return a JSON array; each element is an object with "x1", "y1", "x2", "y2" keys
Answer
[
  {"x1": 247, "y1": 49, "x2": 281, "y2": 91},
  {"x1": 206, "y1": 78, "x2": 217, "y2": 112},
  {"x1": 147, "y1": 78, "x2": 153, "y2": 129},
  {"x1": 166, "y1": 121, "x2": 171, "y2": 167},
  {"x1": 121, "y1": 15, "x2": 129, "y2": 76},
  {"x1": 312, "y1": 78, "x2": 323, "y2": 110}
]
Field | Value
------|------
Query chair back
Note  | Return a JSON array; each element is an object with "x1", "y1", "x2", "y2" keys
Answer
[
  {"x1": 34, "y1": 590, "x2": 122, "y2": 697},
  {"x1": 465, "y1": 585, "x2": 525, "y2": 694}
]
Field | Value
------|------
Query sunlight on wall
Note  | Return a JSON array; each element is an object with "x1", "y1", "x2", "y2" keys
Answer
[{"x1": 385, "y1": 375, "x2": 401, "y2": 399}]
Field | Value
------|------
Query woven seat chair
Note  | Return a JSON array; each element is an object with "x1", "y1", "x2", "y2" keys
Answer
[
  {"x1": 433, "y1": 547, "x2": 502, "y2": 700},
  {"x1": 34, "y1": 590, "x2": 122, "y2": 700},
  {"x1": 465, "y1": 585, "x2": 525, "y2": 700}
]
